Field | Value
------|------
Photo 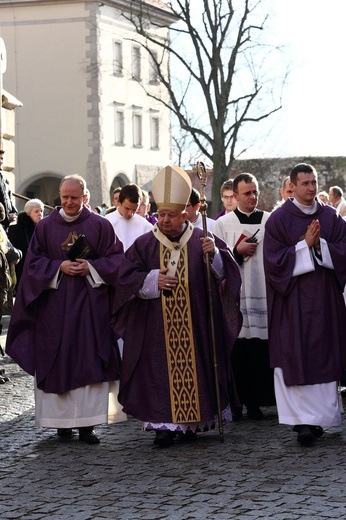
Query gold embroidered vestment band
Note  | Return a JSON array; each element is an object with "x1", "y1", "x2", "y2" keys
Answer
[{"x1": 160, "y1": 242, "x2": 201, "y2": 424}]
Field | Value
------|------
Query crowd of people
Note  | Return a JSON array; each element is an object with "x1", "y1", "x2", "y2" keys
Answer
[{"x1": 1, "y1": 147, "x2": 346, "y2": 448}]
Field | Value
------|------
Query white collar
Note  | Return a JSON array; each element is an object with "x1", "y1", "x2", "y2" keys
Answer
[
  {"x1": 292, "y1": 198, "x2": 318, "y2": 214},
  {"x1": 59, "y1": 207, "x2": 83, "y2": 222}
]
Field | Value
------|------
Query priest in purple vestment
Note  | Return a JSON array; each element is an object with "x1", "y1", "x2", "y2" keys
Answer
[
  {"x1": 112, "y1": 165, "x2": 242, "y2": 447},
  {"x1": 6, "y1": 175, "x2": 125, "y2": 445},
  {"x1": 264, "y1": 163, "x2": 346, "y2": 445}
]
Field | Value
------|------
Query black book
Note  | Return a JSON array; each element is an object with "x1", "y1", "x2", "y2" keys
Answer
[{"x1": 67, "y1": 234, "x2": 98, "y2": 261}]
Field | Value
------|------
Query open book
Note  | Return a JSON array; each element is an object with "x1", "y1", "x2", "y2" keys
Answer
[{"x1": 67, "y1": 234, "x2": 98, "y2": 261}]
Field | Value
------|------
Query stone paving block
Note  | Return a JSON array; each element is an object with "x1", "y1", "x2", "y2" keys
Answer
[{"x1": 3, "y1": 353, "x2": 346, "y2": 520}]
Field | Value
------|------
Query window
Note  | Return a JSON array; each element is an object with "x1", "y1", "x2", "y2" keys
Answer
[
  {"x1": 149, "y1": 51, "x2": 159, "y2": 84},
  {"x1": 114, "y1": 41, "x2": 123, "y2": 76},
  {"x1": 150, "y1": 116, "x2": 159, "y2": 149},
  {"x1": 132, "y1": 46, "x2": 141, "y2": 80},
  {"x1": 133, "y1": 111, "x2": 142, "y2": 147},
  {"x1": 114, "y1": 108, "x2": 124, "y2": 145}
]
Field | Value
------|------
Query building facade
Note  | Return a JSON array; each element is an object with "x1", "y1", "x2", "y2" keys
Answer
[{"x1": 0, "y1": 0, "x2": 176, "y2": 208}]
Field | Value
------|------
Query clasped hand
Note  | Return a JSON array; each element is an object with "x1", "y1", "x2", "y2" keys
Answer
[
  {"x1": 305, "y1": 219, "x2": 320, "y2": 249},
  {"x1": 60, "y1": 259, "x2": 90, "y2": 277}
]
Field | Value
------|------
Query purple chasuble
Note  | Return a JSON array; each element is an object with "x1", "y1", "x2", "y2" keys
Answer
[
  {"x1": 6, "y1": 206, "x2": 124, "y2": 394},
  {"x1": 214, "y1": 209, "x2": 226, "y2": 220},
  {"x1": 112, "y1": 225, "x2": 242, "y2": 424},
  {"x1": 264, "y1": 199, "x2": 346, "y2": 386}
]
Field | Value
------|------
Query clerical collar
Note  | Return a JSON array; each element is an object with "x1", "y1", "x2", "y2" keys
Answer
[
  {"x1": 236, "y1": 207, "x2": 256, "y2": 217},
  {"x1": 59, "y1": 207, "x2": 83, "y2": 222},
  {"x1": 292, "y1": 198, "x2": 318, "y2": 214}
]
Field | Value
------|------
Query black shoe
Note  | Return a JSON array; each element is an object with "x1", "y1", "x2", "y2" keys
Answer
[
  {"x1": 311, "y1": 425, "x2": 324, "y2": 438},
  {"x1": 232, "y1": 407, "x2": 243, "y2": 421},
  {"x1": 184, "y1": 430, "x2": 197, "y2": 441},
  {"x1": 177, "y1": 430, "x2": 197, "y2": 442},
  {"x1": 78, "y1": 427, "x2": 100, "y2": 444},
  {"x1": 297, "y1": 425, "x2": 315, "y2": 445},
  {"x1": 57, "y1": 428, "x2": 73, "y2": 439},
  {"x1": 153, "y1": 430, "x2": 174, "y2": 447},
  {"x1": 246, "y1": 405, "x2": 263, "y2": 420}
]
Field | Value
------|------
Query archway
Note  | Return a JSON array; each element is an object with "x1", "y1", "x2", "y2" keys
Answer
[
  {"x1": 108, "y1": 172, "x2": 130, "y2": 206},
  {"x1": 14, "y1": 174, "x2": 62, "y2": 212}
]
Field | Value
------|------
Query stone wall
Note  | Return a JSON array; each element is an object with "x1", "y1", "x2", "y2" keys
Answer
[
  {"x1": 189, "y1": 156, "x2": 346, "y2": 212},
  {"x1": 230, "y1": 156, "x2": 346, "y2": 211}
]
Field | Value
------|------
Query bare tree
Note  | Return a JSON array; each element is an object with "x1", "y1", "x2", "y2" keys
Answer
[
  {"x1": 172, "y1": 126, "x2": 203, "y2": 169},
  {"x1": 125, "y1": 0, "x2": 287, "y2": 214}
]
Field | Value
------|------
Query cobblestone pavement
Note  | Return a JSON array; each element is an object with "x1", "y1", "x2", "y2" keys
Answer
[{"x1": 1, "y1": 320, "x2": 346, "y2": 519}]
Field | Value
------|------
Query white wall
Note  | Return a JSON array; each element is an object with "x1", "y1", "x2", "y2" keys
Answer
[{"x1": 0, "y1": 0, "x2": 174, "y2": 206}]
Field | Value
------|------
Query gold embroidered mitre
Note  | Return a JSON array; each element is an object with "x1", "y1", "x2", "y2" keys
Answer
[{"x1": 152, "y1": 165, "x2": 192, "y2": 211}]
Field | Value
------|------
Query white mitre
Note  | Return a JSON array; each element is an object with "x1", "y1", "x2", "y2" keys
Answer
[{"x1": 152, "y1": 165, "x2": 192, "y2": 211}]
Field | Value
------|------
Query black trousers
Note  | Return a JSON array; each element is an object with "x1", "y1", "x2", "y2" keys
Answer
[{"x1": 231, "y1": 337, "x2": 275, "y2": 408}]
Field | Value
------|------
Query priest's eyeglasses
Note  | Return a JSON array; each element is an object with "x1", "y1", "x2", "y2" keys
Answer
[{"x1": 237, "y1": 190, "x2": 260, "y2": 198}]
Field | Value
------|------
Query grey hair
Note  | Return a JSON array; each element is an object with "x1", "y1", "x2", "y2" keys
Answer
[{"x1": 24, "y1": 198, "x2": 44, "y2": 215}]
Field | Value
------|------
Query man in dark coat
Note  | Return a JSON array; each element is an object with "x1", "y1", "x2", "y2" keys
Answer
[
  {"x1": 112, "y1": 165, "x2": 242, "y2": 447},
  {"x1": 6, "y1": 175, "x2": 124, "y2": 444},
  {"x1": 264, "y1": 163, "x2": 346, "y2": 445},
  {"x1": 0, "y1": 150, "x2": 17, "y2": 230}
]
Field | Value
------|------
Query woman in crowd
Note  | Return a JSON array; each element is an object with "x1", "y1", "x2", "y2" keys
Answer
[{"x1": 8, "y1": 198, "x2": 44, "y2": 287}]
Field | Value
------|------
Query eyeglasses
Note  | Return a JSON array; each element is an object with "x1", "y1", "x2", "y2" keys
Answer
[
  {"x1": 237, "y1": 190, "x2": 260, "y2": 197},
  {"x1": 222, "y1": 195, "x2": 234, "y2": 200}
]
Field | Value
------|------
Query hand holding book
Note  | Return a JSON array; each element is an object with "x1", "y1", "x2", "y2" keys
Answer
[
  {"x1": 67, "y1": 235, "x2": 98, "y2": 261},
  {"x1": 234, "y1": 228, "x2": 260, "y2": 261}
]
